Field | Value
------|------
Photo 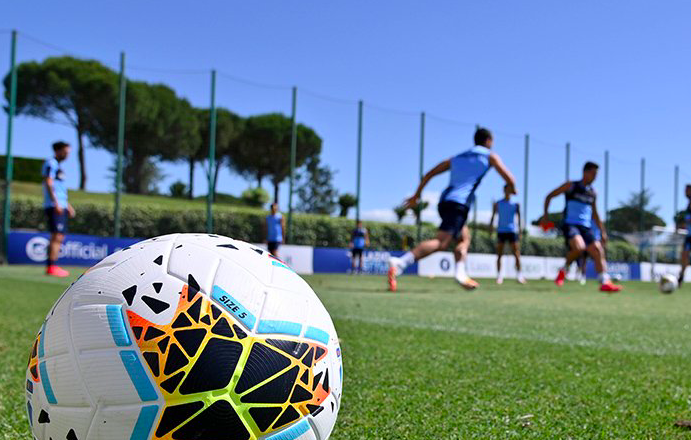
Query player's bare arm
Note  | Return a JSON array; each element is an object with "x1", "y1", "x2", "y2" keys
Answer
[
  {"x1": 542, "y1": 182, "x2": 573, "y2": 223},
  {"x1": 489, "y1": 202, "x2": 498, "y2": 235},
  {"x1": 489, "y1": 153, "x2": 516, "y2": 194},
  {"x1": 403, "y1": 159, "x2": 451, "y2": 209}
]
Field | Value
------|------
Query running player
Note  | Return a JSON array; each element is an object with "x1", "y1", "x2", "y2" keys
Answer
[
  {"x1": 489, "y1": 184, "x2": 526, "y2": 284},
  {"x1": 541, "y1": 161, "x2": 622, "y2": 292},
  {"x1": 349, "y1": 220, "x2": 370, "y2": 274},
  {"x1": 265, "y1": 203, "x2": 285, "y2": 258},
  {"x1": 42, "y1": 141, "x2": 76, "y2": 277},
  {"x1": 678, "y1": 184, "x2": 691, "y2": 286},
  {"x1": 388, "y1": 127, "x2": 516, "y2": 291}
]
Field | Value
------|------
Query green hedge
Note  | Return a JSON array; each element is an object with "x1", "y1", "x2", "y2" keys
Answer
[
  {"x1": 0, "y1": 156, "x2": 44, "y2": 183},
  {"x1": 10, "y1": 197, "x2": 642, "y2": 261}
]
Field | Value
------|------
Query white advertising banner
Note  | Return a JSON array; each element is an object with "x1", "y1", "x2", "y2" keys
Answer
[
  {"x1": 254, "y1": 244, "x2": 314, "y2": 275},
  {"x1": 418, "y1": 252, "x2": 576, "y2": 280},
  {"x1": 639, "y1": 262, "x2": 690, "y2": 282}
]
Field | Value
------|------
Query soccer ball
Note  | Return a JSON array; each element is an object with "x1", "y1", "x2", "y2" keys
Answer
[
  {"x1": 659, "y1": 274, "x2": 679, "y2": 294},
  {"x1": 26, "y1": 234, "x2": 342, "y2": 440}
]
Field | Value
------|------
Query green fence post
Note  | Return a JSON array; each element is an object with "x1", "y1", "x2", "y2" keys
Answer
[
  {"x1": 523, "y1": 134, "x2": 529, "y2": 239},
  {"x1": 417, "y1": 111, "x2": 425, "y2": 243},
  {"x1": 674, "y1": 165, "x2": 679, "y2": 224},
  {"x1": 287, "y1": 86, "x2": 297, "y2": 243},
  {"x1": 356, "y1": 100, "x2": 363, "y2": 221},
  {"x1": 207, "y1": 69, "x2": 217, "y2": 233},
  {"x1": 639, "y1": 157, "x2": 645, "y2": 259},
  {"x1": 604, "y1": 150, "x2": 609, "y2": 230},
  {"x1": 113, "y1": 51, "x2": 126, "y2": 238},
  {"x1": 2, "y1": 30, "x2": 17, "y2": 259},
  {"x1": 565, "y1": 142, "x2": 570, "y2": 181}
]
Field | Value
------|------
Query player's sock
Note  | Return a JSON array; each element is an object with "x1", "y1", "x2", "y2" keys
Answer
[
  {"x1": 496, "y1": 276, "x2": 504, "y2": 285},
  {"x1": 598, "y1": 272, "x2": 611, "y2": 285},
  {"x1": 400, "y1": 251, "x2": 415, "y2": 268},
  {"x1": 517, "y1": 271, "x2": 526, "y2": 284}
]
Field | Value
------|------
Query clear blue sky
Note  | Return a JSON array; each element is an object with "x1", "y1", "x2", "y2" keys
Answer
[{"x1": 2, "y1": 1, "x2": 690, "y2": 227}]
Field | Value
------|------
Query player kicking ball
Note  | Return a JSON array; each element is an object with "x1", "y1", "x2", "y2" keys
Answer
[
  {"x1": 678, "y1": 184, "x2": 691, "y2": 286},
  {"x1": 541, "y1": 161, "x2": 622, "y2": 293},
  {"x1": 489, "y1": 184, "x2": 526, "y2": 284},
  {"x1": 388, "y1": 127, "x2": 516, "y2": 291}
]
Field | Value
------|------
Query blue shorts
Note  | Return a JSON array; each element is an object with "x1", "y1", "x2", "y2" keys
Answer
[
  {"x1": 45, "y1": 208, "x2": 67, "y2": 234},
  {"x1": 563, "y1": 224, "x2": 596, "y2": 247},
  {"x1": 438, "y1": 201, "x2": 470, "y2": 239},
  {"x1": 684, "y1": 237, "x2": 691, "y2": 252}
]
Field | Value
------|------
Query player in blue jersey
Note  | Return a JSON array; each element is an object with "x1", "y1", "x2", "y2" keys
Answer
[
  {"x1": 489, "y1": 184, "x2": 525, "y2": 284},
  {"x1": 542, "y1": 162, "x2": 622, "y2": 292},
  {"x1": 678, "y1": 184, "x2": 691, "y2": 286},
  {"x1": 349, "y1": 220, "x2": 370, "y2": 274},
  {"x1": 265, "y1": 203, "x2": 285, "y2": 258},
  {"x1": 42, "y1": 141, "x2": 75, "y2": 278},
  {"x1": 388, "y1": 127, "x2": 516, "y2": 291}
]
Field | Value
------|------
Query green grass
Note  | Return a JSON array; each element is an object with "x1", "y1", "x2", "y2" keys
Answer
[{"x1": 2, "y1": 267, "x2": 691, "y2": 439}]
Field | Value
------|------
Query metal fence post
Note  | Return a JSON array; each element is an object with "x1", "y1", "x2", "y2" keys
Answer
[
  {"x1": 674, "y1": 165, "x2": 679, "y2": 225},
  {"x1": 113, "y1": 51, "x2": 126, "y2": 238},
  {"x1": 523, "y1": 134, "x2": 529, "y2": 237},
  {"x1": 206, "y1": 69, "x2": 217, "y2": 233},
  {"x1": 287, "y1": 86, "x2": 297, "y2": 244},
  {"x1": 2, "y1": 30, "x2": 17, "y2": 258},
  {"x1": 565, "y1": 142, "x2": 570, "y2": 181},
  {"x1": 356, "y1": 100, "x2": 363, "y2": 221},
  {"x1": 604, "y1": 150, "x2": 609, "y2": 230},
  {"x1": 417, "y1": 111, "x2": 425, "y2": 242}
]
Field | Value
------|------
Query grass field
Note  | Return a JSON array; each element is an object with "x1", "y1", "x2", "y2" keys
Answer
[{"x1": 2, "y1": 267, "x2": 691, "y2": 439}]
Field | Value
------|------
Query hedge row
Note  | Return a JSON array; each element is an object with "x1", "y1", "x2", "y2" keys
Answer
[{"x1": 11, "y1": 197, "x2": 642, "y2": 262}]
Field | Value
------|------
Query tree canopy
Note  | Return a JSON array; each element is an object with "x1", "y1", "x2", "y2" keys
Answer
[
  {"x1": 231, "y1": 113, "x2": 322, "y2": 202},
  {"x1": 3, "y1": 56, "x2": 119, "y2": 190},
  {"x1": 608, "y1": 189, "x2": 665, "y2": 233}
]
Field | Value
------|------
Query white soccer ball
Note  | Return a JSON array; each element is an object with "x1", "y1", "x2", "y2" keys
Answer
[
  {"x1": 659, "y1": 274, "x2": 679, "y2": 294},
  {"x1": 26, "y1": 233, "x2": 342, "y2": 440}
]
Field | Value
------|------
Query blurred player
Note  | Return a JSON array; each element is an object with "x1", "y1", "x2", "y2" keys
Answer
[
  {"x1": 42, "y1": 141, "x2": 75, "y2": 277},
  {"x1": 265, "y1": 202, "x2": 285, "y2": 258},
  {"x1": 349, "y1": 220, "x2": 370, "y2": 274},
  {"x1": 678, "y1": 184, "x2": 691, "y2": 286},
  {"x1": 542, "y1": 162, "x2": 622, "y2": 292},
  {"x1": 388, "y1": 127, "x2": 516, "y2": 291},
  {"x1": 489, "y1": 184, "x2": 525, "y2": 284}
]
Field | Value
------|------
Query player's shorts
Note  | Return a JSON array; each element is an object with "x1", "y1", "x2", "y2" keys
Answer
[
  {"x1": 562, "y1": 224, "x2": 596, "y2": 247},
  {"x1": 437, "y1": 201, "x2": 470, "y2": 239},
  {"x1": 684, "y1": 237, "x2": 691, "y2": 252},
  {"x1": 268, "y1": 241, "x2": 280, "y2": 254},
  {"x1": 351, "y1": 248, "x2": 364, "y2": 258},
  {"x1": 45, "y1": 207, "x2": 67, "y2": 234},
  {"x1": 497, "y1": 232, "x2": 518, "y2": 244}
]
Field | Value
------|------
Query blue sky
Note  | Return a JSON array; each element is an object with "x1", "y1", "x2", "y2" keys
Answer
[{"x1": 2, "y1": 1, "x2": 690, "y2": 227}]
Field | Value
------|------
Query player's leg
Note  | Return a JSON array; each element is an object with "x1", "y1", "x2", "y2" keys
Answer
[
  {"x1": 511, "y1": 239, "x2": 526, "y2": 284},
  {"x1": 45, "y1": 208, "x2": 69, "y2": 277},
  {"x1": 454, "y1": 225, "x2": 478, "y2": 290},
  {"x1": 358, "y1": 250, "x2": 364, "y2": 273},
  {"x1": 585, "y1": 234, "x2": 622, "y2": 292},
  {"x1": 350, "y1": 251, "x2": 356, "y2": 274},
  {"x1": 389, "y1": 201, "x2": 464, "y2": 290},
  {"x1": 496, "y1": 239, "x2": 505, "y2": 284},
  {"x1": 679, "y1": 241, "x2": 690, "y2": 286},
  {"x1": 388, "y1": 229, "x2": 452, "y2": 291},
  {"x1": 556, "y1": 227, "x2": 585, "y2": 286}
]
